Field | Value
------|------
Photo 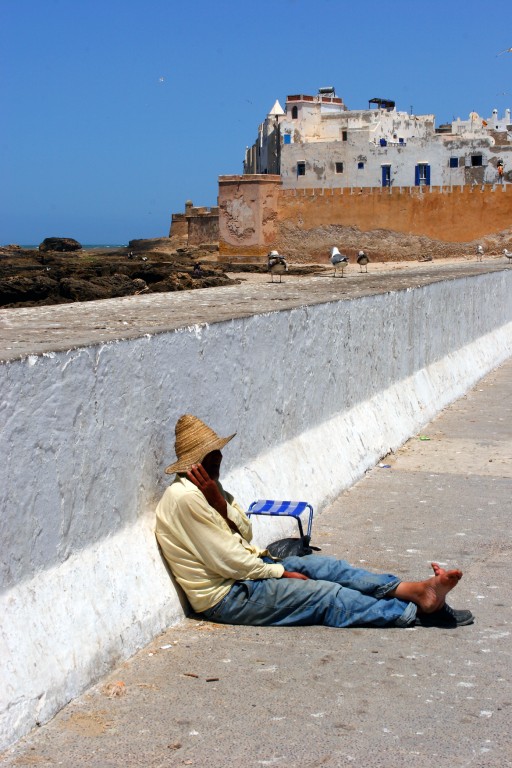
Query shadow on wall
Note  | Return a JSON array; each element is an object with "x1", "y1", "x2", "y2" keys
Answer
[{"x1": 156, "y1": 541, "x2": 191, "y2": 617}]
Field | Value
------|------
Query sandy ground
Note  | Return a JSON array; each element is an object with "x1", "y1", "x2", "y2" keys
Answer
[{"x1": 227, "y1": 254, "x2": 510, "y2": 284}]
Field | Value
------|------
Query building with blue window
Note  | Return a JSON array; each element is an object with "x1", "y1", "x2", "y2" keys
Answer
[{"x1": 243, "y1": 88, "x2": 511, "y2": 189}]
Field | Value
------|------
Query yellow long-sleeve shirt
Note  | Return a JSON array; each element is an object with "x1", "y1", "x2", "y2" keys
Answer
[{"x1": 155, "y1": 475, "x2": 284, "y2": 612}]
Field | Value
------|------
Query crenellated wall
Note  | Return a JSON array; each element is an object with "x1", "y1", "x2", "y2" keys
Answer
[
  {"x1": 1, "y1": 268, "x2": 512, "y2": 749},
  {"x1": 169, "y1": 201, "x2": 220, "y2": 245},
  {"x1": 277, "y1": 184, "x2": 512, "y2": 241}
]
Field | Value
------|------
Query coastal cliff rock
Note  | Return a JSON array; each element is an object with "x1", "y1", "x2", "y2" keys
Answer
[{"x1": 39, "y1": 237, "x2": 82, "y2": 252}]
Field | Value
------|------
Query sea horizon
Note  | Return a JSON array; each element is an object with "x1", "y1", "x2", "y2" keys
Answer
[{"x1": 17, "y1": 243, "x2": 128, "y2": 250}]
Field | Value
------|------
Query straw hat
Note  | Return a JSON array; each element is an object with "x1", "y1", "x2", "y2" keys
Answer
[{"x1": 165, "y1": 414, "x2": 236, "y2": 474}]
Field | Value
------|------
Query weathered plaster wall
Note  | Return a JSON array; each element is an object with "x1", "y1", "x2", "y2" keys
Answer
[
  {"x1": 279, "y1": 122, "x2": 496, "y2": 189},
  {"x1": 218, "y1": 175, "x2": 281, "y2": 259},
  {"x1": 2, "y1": 270, "x2": 512, "y2": 749},
  {"x1": 187, "y1": 210, "x2": 219, "y2": 245}
]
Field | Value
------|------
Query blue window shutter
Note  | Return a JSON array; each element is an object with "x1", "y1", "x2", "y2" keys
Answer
[
  {"x1": 415, "y1": 165, "x2": 420, "y2": 186},
  {"x1": 425, "y1": 165, "x2": 431, "y2": 185},
  {"x1": 284, "y1": 134, "x2": 291, "y2": 145}
]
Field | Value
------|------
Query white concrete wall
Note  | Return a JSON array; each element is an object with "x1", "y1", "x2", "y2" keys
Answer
[{"x1": 1, "y1": 270, "x2": 512, "y2": 748}]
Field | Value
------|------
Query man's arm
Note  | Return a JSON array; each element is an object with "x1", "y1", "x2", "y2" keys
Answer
[
  {"x1": 186, "y1": 465, "x2": 308, "y2": 581},
  {"x1": 186, "y1": 464, "x2": 241, "y2": 534},
  {"x1": 171, "y1": 485, "x2": 284, "y2": 582}
]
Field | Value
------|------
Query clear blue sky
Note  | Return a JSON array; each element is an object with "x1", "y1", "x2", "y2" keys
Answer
[{"x1": 1, "y1": 0, "x2": 511, "y2": 245}]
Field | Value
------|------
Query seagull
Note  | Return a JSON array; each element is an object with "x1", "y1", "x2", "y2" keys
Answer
[
  {"x1": 267, "y1": 250, "x2": 288, "y2": 283},
  {"x1": 497, "y1": 47, "x2": 512, "y2": 56},
  {"x1": 476, "y1": 244, "x2": 484, "y2": 261},
  {"x1": 504, "y1": 248, "x2": 512, "y2": 264},
  {"x1": 357, "y1": 250, "x2": 369, "y2": 273},
  {"x1": 330, "y1": 246, "x2": 349, "y2": 277}
]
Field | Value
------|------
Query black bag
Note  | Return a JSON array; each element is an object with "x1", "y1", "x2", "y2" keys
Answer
[{"x1": 266, "y1": 534, "x2": 320, "y2": 559}]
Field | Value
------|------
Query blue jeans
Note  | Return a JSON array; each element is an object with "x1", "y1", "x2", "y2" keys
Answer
[{"x1": 201, "y1": 555, "x2": 416, "y2": 628}]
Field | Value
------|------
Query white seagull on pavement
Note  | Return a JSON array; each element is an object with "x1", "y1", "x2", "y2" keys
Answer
[{"x1": 330, "y1": 246, "x2": 349, "y2": 277}]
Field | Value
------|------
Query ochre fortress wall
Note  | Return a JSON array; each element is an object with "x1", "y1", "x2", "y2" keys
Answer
[
  {"x1": 218, "y1": 176, "x2": 512, "y2": 261},
  {"x1": 278, "y1": 185, "x2": 511, "y2": 241}
]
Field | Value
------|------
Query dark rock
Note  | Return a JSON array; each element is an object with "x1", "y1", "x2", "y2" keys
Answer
[
  {"x1": 131, "y1": 278, "x2": 149, "y2": 294},
  {"x1": 59, "y1": 277, "x2": 111, "y2": 302},
  {"x1": 59, "y1": 274, "x2": 145, "y2": 302},
  {"x1": 131, "y1": 265, "x2": 180, "y2": 283},
  {"x1": 149, "y1": 274, "x2": 193, "y2": 293},
  {"x1": 127, "y1": 238, "x2": 174, "y2": 252},
  {"x1": 39, "y1": 237, "x2": 82, "y2": 253},
  {"x1": 0, "y1": 241, "x2": 232, "y2": 307},
  {"x1": 0, "y1": 274, "x2": 59, "y2": 306},
  {"x1": 148, "y1": 272, "x2": 233, "y2": 293}
]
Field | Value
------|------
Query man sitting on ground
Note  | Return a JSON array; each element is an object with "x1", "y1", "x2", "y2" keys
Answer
[{"x1": 155, "y1": 414, "x2": 474, "y2": 629}]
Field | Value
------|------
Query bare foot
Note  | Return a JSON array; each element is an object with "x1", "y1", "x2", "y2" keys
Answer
[{"x1": 391, "y1": 563, "x2": 463, "y2": 613}]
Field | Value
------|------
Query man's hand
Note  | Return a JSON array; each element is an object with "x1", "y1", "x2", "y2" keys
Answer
[
  {"x1": 282, "y1": 571, "x2": 309, "y2": 580},
  {"x1": 187, "y1": 464, "x2": 228, "y2": 517}
]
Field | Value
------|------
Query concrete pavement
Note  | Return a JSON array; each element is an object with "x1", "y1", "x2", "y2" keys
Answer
[{"x1": 1, "y1": 358, "x2": 511, "y2": 768}]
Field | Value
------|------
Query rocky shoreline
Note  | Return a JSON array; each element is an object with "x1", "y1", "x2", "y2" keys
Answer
[
  {"x1": 0, "y1": 239, "x2": 237, "y2": 309},
  {"x1": 0, "y1": 238, "x2": 331, "y2": 309}
]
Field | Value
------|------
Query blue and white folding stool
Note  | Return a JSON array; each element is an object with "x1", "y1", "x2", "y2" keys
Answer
[{"x1": 247, "y1": 499, "x2": 314, "y2": 539}]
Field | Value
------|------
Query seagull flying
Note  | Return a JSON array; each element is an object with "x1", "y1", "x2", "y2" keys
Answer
[
  {"x1": 267, "y1": 250, "x2": 288, "y2": 283},
  {"x1": 330, "y1": 246, "x2": 349, "y2": 277},
  {"x1": 497, "y1": 48, "x2": 512, "y2": 56}
]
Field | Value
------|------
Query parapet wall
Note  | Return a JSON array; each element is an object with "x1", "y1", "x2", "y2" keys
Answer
[{"x1": 2, "y1": 269, "x2": 512, "y2": 749}]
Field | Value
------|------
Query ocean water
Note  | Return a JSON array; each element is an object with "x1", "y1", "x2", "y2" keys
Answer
[{"x1": 19, "y1": 244, "x2": 127, "y2": 250}]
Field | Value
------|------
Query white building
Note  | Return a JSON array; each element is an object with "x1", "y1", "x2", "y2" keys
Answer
[{"x1": 244, "y1": 88, "x2": 512, "y2": 188}]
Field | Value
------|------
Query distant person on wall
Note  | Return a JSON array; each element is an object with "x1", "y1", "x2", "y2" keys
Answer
[{"x1": 155, "y1": 415, "x2": 474, "y2": 629}]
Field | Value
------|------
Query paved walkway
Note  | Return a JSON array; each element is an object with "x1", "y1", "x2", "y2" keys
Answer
[{"x1": 2, "y1": 359, "x2": 512, "y2": 768}]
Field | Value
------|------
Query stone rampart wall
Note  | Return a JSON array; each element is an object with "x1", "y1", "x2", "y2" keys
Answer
[
  {"x1": 277, "y1": 184, "x2": 512, "y2": 241},
  {"x1": 218, "y1": 176, "x2": 512, "y2": 259}
]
